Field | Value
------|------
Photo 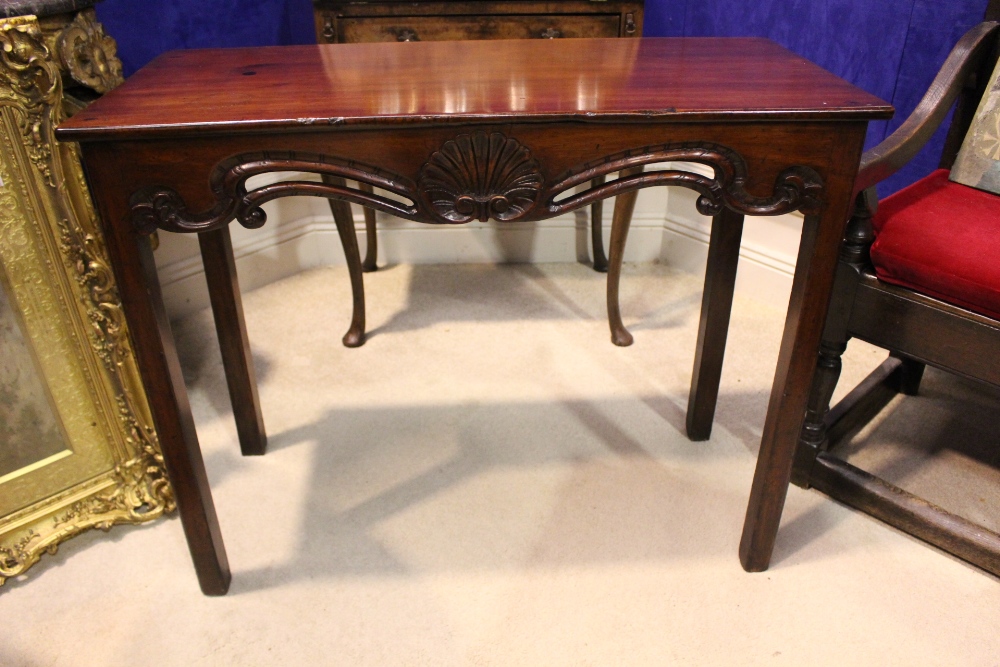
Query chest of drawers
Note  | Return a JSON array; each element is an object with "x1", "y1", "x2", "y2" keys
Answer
[{"x1": 312, "y1": 0, "x2": 642, "y2": 45}]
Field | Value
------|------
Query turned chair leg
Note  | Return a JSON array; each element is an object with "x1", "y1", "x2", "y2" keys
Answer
[
  {"x1": 590, "y1": 175, "x2": 609, "y2": 272},
  {"x1": 322, "y1": 174, "x2": 367, "y2": 347},
  {"x1": 199, "y1": 227, "x2": 268, "y2": 456},
  {"x1": 606, "y1": 167, "x2": 644, "y2": 347},
  {"x1": 686, "y1": 208, "x2": 745, "y2": 441},
  {"x1": 358, "y1": 182, "x2": 378, "y2": 272},
  {"x1": 792, "y1": 191, "x2": 884, "y2": 482},
  {"x1": 791, "y1": 339, "x2": 848, "y2": 485},
  {"x1": 895, "y1": 355, "x2": 926, "y2": 395}
]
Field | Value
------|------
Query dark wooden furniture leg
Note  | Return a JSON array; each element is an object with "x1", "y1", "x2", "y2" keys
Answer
[
  {"x1": 606, "y1": 166, "x2": 643, "y2": 347},
  {"x1": 134, "y1": 235, "x2": 231, "y2": 595},
  {"x1": 738, "y1": 157, "x2": 861, "y2": 571},
  {"x1": 687, "y1": 208, "x2": 745, "y2": 441},
  {"x1": 358, "y1": 182, "x2": 378, "y2": 272},
  {"x1": 590, "y1": 175, "x2": 608, "y2": 272},
  {"x1": 321, "y1": 174, "x2": 367, "y2": 347},
  {"x1": 84, "y1": 152, "x2": 230, "y2": 595},
  {"x1": 790, "y1": 192, "x2": 930, "y2": 480},
  {"x1": 199, "y1": 227, "x2": 267, "y2": 456},
  {"x1": 804, "y1": 354, "x2": 925, "y2": 463}
]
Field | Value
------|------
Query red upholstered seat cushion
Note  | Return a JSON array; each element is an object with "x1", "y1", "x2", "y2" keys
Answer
[{"x1": 870, "y1": 169, "x2": 1000, "y2": 321}]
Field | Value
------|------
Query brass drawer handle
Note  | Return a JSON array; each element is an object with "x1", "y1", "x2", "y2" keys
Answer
[
  {"x1": 322, "y1": 16, "x2": 335, "y2": 42},
  {"x1": 539, "y1": 27, "x2": 563, "y2": 39},
  {"x1": 625, "y1": 12, "x2": 636, "y2": 35},
  {"x1": 397, "y1": 28, "x2": 419, "y2": 42}
]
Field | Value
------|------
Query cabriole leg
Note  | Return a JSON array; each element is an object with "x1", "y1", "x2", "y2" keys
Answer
[
  {"x1": 606, "y1": 166, "x2": 644, "y2": 347},
  {"x1": 322, "y1": 174, "x2": 367, "y2": 347}
]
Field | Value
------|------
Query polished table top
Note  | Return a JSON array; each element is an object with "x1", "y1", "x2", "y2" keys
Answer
[{"x1": 59, "y1": 37, "x2": 892, "y2": 141}]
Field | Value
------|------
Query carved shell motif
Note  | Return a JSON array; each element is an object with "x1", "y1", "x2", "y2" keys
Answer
[{"x1": 419, "y1": 131, "x2": 542, "y2": 223}]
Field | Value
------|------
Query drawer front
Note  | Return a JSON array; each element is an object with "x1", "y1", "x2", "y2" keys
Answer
[{"x1": 339, "y1": 14, "x2": 621, "y2": 43}]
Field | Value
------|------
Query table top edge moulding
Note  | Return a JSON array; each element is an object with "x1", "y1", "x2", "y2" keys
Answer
[
  {"x1": 59, "y1": 36, "x2": 892, "y2": 594},
  {"x1": 57, "y1": 38, "x2": 892, "y2": 142}
]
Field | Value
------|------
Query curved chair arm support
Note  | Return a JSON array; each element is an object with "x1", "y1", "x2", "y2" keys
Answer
[{"x1": 855, "y1": 21, "x2": 1000, "y2": 194}]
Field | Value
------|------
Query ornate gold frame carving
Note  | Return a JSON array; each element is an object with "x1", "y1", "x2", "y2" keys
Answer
[{"x1": 0, "y1": 14, "x2": 172, "y2": 585}]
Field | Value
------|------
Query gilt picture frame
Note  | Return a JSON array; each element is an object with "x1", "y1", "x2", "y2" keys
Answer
[{"x1": 0, "y1": 12, "x2": 172, "y2": 585}]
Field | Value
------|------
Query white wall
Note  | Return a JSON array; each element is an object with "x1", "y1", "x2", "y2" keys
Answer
[{"x1": 154, "y1": 166, "x2": 801, "y2": 320}]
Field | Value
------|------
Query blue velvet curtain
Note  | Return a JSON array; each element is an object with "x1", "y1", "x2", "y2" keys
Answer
[
  {"x1": 95, "y1": 0, "x2": 989, "y2": 195},
  {"x1": 94, "y1": 0, "x2": 315, "y2": 74},
  {"x1": 644, "y1": 0, "x2": 990, "y2": 193}
]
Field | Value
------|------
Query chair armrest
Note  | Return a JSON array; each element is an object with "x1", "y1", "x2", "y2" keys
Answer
[{"x1": 855, "y1": 21, "x2": 1000, "y2": 193}]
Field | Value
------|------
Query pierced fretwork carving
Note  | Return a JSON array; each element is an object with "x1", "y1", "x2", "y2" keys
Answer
[
  {"x1": 547, "y1": 142, "x2": 824, "y2": 218},
  {"x1": 129, "y1": 152, "x2": 420, "y2": 234},
  {"x1": 129, "y1": 136, "x2": 825, "y2": 234}
]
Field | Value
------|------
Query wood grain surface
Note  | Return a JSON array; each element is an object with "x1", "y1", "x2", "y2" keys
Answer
[{"x1": 58, "y1": 38, "x2": 891, "y2": 141}]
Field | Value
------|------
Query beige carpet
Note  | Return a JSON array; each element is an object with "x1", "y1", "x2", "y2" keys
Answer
[{"x1": 2, "y1": 262, "x2": 999, "y2": 666}]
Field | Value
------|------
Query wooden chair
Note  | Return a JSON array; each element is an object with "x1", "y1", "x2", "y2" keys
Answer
[{"x1": 792, "y1": 20, "x2": 1000, "y2": 576}]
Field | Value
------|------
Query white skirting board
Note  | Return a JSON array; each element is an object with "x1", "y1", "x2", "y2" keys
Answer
[{"x1": 153, "y1": 173, "x2": 800, "y2": 320}]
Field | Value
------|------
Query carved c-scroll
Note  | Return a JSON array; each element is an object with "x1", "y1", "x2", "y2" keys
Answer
[
  {"x1": 545, "y1": 142, "x2": 824, "y2": 219},
  {"x1": 129, "y1": 152, "x2": 421, "y2": 234}
]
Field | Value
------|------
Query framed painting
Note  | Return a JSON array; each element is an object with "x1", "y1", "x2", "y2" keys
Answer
[
  {"x1": 0, "y1": 12, "x2": 172, "y2": 585},
  {"x1": 951, "y1": 54, "x2": 1000, "y2": 192}
]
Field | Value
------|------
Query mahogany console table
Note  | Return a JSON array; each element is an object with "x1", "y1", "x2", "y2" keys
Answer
[{"x1": 58, "y1": 38, "x2": 892, "y2": 595}]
